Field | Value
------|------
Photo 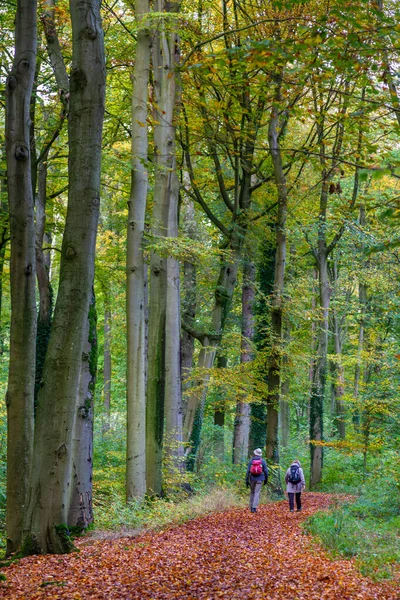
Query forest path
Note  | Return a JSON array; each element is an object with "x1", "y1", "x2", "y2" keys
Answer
[{"x1": 0, "y1": 493, "x2": 398, "y2": 599}]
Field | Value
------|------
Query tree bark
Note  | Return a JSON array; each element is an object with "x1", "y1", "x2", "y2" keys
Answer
[
  {"x1": 265, "y1": 88, "x2": 287, "y2": 496},
  {"x1": 5, "y1": 0, "x2": 37, "y2": 555},
  {"x1": 22, "y1": 0, "x2": 105, "y2": 554},
  {"x1": 146, "y1": 0, "x2": 180, "y2": 495},
  {"x1": 213, "y1": 354, "x2": 227, "y2": 460},
  {"x1": 35, "y1": 154, "x2": 53, "y2": 404},
  {"x1": 126, "y1": 0, "x2": 150, "y2": 501},
  {"x1": 164, "y1": 166, "x2": 184, "y2": 469},
  {"x1": 68, "y1": 291, "x2": 97, "y2": 530},
  {"x1": 233, "y1": 260, "x2": 255, "y2": 464},
  {"x1": 310, "y1": 243, "x2": 329, "y2": 488}
]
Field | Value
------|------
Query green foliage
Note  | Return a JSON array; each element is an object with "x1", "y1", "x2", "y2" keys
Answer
[{"x1": 303, "y1": 459, "x2": 400, "y2": 580}]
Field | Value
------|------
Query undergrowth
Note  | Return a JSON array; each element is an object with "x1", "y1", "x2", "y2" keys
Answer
[
  {"x1": 93, "y1": 486, "x2": 248, "y2": 535},
  {"x1": 303, "y1": 461, "x2": 400, "y2": 581}
]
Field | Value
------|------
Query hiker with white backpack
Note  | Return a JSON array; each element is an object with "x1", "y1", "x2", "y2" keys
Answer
[
  {"x1": 245, "y1": 448, "x2": 268, "y2": 513},
  {"x1": 285, "y1": 459, "x2": 305, "y2": 512}
]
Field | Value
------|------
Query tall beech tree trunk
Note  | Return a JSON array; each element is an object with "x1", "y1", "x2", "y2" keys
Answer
[
  {"x1": 310, "y1": 242, "x2": 329, "y2": 488},
  {"x1": 5, "y1": 0, "x2": 37, "y2": 554},
  {"x1": 103, "y1": 303, "x2": 111, "y2": 434},
  {"x1": 213, "y1": 354, "x2": 227, "y2": 460},
  {"x1": 68, "y1": 291, "x2": 97, "y2": 530},
  {"x1": 265, "y1": 91, "x2": 287, "y2": 495},
  {"x1": 35, "y1": 153, "x2": 53, "y2": 403},
  {"x1": 23, "y1": 0, "x2": 105, "y2": 554},
  {"x1": 126, "y1": 0, "x2": 150, "y2": 501},
  {"x1": 164, "y1": 167, "x2": 184, "y2": 468},
  {"x1": 233, "y1": 260, "x2": 255, "y2": 464},
  {"x1": 249, "y1": 241, "x2": 275, "y2": 456},
  {"x1": 146, "y1": 0, "x2": 180, "y2": 495}
]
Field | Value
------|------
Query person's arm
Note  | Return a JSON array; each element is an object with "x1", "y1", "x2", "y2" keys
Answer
[
  {"x1": 300, "y1": 468, "x2": 306, "y2": 489},
  {"x1": 284, "y1": 468, "x2": 289, "y2": 484},
  {"x1": 245, "y1": 461, "x2": 251, "y2": 487},
  {"x1": 262, "y1": 460, "x2": 268, "y2": 484}
]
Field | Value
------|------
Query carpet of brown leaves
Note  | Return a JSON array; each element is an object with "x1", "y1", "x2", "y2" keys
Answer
[{"x1": 0, "y1": 493, "x2": 398, "y2": 599}]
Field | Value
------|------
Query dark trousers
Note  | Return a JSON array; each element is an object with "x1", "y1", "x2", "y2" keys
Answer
[{"x1": 288, "y1": 492, "x2": 301, "y2": 511}]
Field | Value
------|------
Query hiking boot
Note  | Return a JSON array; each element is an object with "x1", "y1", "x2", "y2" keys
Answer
[
  {"x1": 297, "y1": 508, "x2": 302, "y2": 512},
  {"x1": 251, "y1": 507, "x2": 256, "y2": 513},
  {"x1": 290, "y1": 509, "x2": 294, "y2": 512}
]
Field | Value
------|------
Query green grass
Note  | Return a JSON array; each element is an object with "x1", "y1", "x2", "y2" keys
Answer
[
  {"x1": 303, "y1": 485, "x2": 400, "y2": 580},
  {"x1": 92, "y1": 486, "x2": 248, "y2": 535}
]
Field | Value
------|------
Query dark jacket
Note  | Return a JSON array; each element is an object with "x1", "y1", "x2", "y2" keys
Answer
[{"x1": 246, "y1": 457, "x2": 268, "y2": 485}]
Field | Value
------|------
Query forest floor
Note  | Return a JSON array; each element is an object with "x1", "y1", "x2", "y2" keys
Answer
[{"x1": 0, "y1": 493, "x2": 398, "y2": 599}]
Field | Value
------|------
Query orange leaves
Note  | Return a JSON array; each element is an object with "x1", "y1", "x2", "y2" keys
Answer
[{"x1": 0, "y1": 494, "x2": 398, "y2": 599}]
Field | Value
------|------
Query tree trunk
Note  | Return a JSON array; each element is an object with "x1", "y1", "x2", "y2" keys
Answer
[
  {"x1": 213, "y1": 354, "x2": 227, "y2": 460},
  {"x1": 310, "y1": 247, "x2": 330, "y2": 488},
  {"x1": 164, "y1": 166, "x2": 184, "y2": 469},
  {"x1": 35, "y1": 154, "x2": 53, "y2": 404},
  {"x1": 249, "y1": 241, "x2": 275, "y2": 457},
  {"x1": 103, "y1": 303, "x2": 111, "y2": 435},
  {"x1": 265, "y1": 92, "x2": 287, "y2": 495},
  {"x1": 22, "y1": 0, "x2": 105, "y2": 554},
  {"x1": 5, "y1": 0, "x2": 37, "y2": 555},
  {"x1": 126, "y1": 0, "x2": 150, "y2": 501},
  {"x1": 68, "y1": 291, "x2": 97, "y2": 530},
  {"x1": 233, "y1": 260, "x2": 255, "y2": 464},
  {"x1": 146, "y1": 0, "x2": 180, "y2": 495}
]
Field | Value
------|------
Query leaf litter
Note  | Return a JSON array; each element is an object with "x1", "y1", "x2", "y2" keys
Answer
[{"x1": 0, "y1": 493, "x2": 398, "y2": 599}]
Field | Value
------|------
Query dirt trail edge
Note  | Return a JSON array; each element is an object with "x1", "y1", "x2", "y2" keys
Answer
[{"x1": 0, "y1": 493, "x2": 398, "y2": 599}]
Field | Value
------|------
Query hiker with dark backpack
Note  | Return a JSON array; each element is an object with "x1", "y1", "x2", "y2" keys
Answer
[
  {"x1": 285, "y1": 459, "x2": 305, "y2": 512},
  {"x1": 245, "y1": 448, "x2": 268, "y2": 513}
]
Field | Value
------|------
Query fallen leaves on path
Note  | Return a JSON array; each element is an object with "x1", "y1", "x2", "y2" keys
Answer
[{"x1": 0, "y1": 493, "x2": 398, "y2": 599}]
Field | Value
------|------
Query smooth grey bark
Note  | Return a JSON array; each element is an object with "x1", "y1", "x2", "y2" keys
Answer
[
  {"x1": 103, "y1": 303, "x2": 111, "y2": 434},
  {"x1": 68, "y1": 291, "x2": 97, "y2": 530},
  {"x1": 265, "y1": 94, "x2": 287, "y2": 496},
  {"x1": 23, "y1": 0, "x2": 105, "y2": 554},
  {"x1": 233, "y1": 260, "x2": 255, "y2": 464},
  {"x1": 146, "y1": 0, "x2": 180, "y2": 496},
  {"x1": 5, "y1": 0, "x2": 37, "y2": 555},
  {"x1": 164, "y1": 167, "x2": 184, "y2": 469},
  {"x1": 126, "y1": 0, "x2": 150, "y2": 501}
]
